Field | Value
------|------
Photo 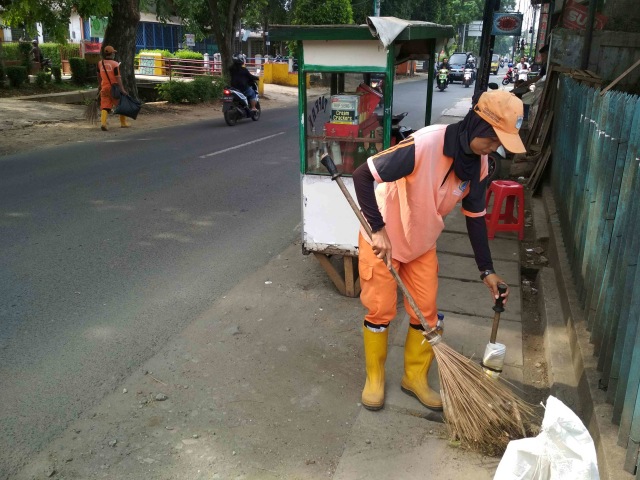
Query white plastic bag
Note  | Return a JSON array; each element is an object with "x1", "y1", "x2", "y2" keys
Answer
[{"x1": 494, "y1": 395, "x2": 599, "y2": 480}]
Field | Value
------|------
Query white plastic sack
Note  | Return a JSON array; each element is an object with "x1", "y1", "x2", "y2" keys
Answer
[{"x1": 493, "y1": 395, "x2": 599, "y2": 480}]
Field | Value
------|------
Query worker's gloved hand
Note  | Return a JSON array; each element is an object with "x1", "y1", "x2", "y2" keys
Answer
[
  {"x1": 371, "y1": 227, "x2": 392, "y2": 269},
  {"x1": 483, "y1": 273, "x2": 509, "y2": 307}
]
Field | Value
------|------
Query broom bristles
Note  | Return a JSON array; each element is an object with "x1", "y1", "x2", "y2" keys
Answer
[
  {"x1": 432, "y1": 340, "x2": 536, "y2": 456},
  {"x1": 84, "y1": 98, "x2": 99, "y2": 124}
]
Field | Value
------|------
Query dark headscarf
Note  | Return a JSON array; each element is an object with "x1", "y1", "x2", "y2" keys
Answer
[{"x1": 443, "y1": 98, "x2": 497, "y2": 181}]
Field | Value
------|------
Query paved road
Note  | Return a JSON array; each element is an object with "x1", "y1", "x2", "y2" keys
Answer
[
  {"x1": 0, "y1": 107, "x2": 303, "y2": 475},
  {"x1": 0, "y1": 80, "x2": 470, "y2": 476}
]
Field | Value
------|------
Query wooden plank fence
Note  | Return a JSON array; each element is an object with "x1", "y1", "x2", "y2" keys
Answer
[{"x1": 551, "y1": 76, "x2": 640, "y2": 476}]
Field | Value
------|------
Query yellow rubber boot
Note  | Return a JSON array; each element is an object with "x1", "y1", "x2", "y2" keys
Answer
[
  {"x1": 100, "y1": 110, "x2": 108, "y2": 131},
  {"x1": 361, "y1": 327, "x2": 388, "y2": 411},
  {"x1": 120, "y1": 115, "x2": 129, "y2": 128},
  {"x1": 401, "y1": 327, "x2": 443, "y2": 411}
]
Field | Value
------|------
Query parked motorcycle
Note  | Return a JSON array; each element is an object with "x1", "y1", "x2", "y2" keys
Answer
[
  {"x1": 376, "y1": 111, "x2": 415, "y2": 145},
  {"x1": 501, "y1": 67, "x2": 515, "y2": 85},
  {"x1": 222, "y1": 85, "x2": 261, "y2": 126},
  {"x1": 40, "y1": 57, "x2": 52, "y2": 74},
  {"x1": 462, "y1": 68, "x2": 473, "y2": 88},
  {"x1": 436, "y1": 68, "x2": 449, "y2": 91},
  {"x1": 369, "y1": 73, "x2": 384, "y2": 93}
]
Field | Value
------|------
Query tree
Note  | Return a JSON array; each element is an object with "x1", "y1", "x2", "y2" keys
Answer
[
  {"x1": 168, "y1": 0, "x2": 251, "y2": 75},
  {"x1": 101, "y1": 0, "x2": 141, "y2": 97},
  {"x1": 243, "y1": 0, "x2": 289, "y2": 56},
  {"x1": 291, "y1": 0, "x2": 353, "y2": 26},
  {"x1": 0, "y1": 0, "x2": 144, "y2": 96}
]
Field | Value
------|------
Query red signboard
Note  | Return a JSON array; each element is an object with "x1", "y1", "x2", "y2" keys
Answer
[
  {"x1": 563, "y1": 0, "x2": 608, "y2": 30},
  {"x1": 84, "y1": 41, "x2": 102, "y2": 53}
]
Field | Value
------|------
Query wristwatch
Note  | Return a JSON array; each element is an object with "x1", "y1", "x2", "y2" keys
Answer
[{"x1": 480, "y1": 269, "x2": 495, "y2": 280}]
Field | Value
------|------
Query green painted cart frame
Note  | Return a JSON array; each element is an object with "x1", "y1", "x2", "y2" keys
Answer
[{"x1": 270, "y1": 19, "x2": 454, "y2": 296}]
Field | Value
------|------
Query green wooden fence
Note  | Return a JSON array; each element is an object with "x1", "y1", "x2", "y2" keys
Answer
[{"x1": 551, "y1": 76, "x2": 640, "y2": 476}]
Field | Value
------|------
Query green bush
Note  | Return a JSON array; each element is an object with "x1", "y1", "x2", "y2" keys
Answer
[
  {"x1": 156, "y1": 76, "x2": 225, "y2": 103},
  {"x1": 6, "y1": 66, "x2": 28, "y2": 87},
  {"x1": 52, "y1": 66, "x2": 62, "y2": 83},
  {"x1": 69, "y1": 57, "x2": 87, "y2": 85},
  {"x1": 139, "y1": 49, "x2": 174, "y2": 58},
  {"x1": 174, "y1": 50, "x2": 204, "y2": 60},
  {"x1": 2, "y1": 43, "x2": 21, "y2": 62},
  {"x1": 40, "y1": 43, "x2": 61, "y2": 67},
  {"x1": 35, "y1": 71, "x2": 51, "y2": 87},
  {"x1": 192, "y1": 75, "x2": 224, "y2": 101},
  {"x1": 59, "y1": 43, "x2": 81, "y2": 62},
  {"x1": 156, "y1": 80, "x2": 195, "y2": 103},
  {"x1": 0, "y1": 64, "x2": 5, "y2": 83},
  {"x1": 18, "y1": 42, "x2": 32, "y2": 67}
]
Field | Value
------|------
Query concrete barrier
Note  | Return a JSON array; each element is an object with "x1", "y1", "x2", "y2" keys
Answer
[{"x1": 263, "y1": 63, "x2": 307, "y2": 88}]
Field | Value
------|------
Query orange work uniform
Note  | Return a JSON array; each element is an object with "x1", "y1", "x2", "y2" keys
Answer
[
  {"x1": 98, "y1": 60, "x2": 121, "y2": 111},
  {"x1": 359, "y1": 125, "x2": 489, "y2": 329}
]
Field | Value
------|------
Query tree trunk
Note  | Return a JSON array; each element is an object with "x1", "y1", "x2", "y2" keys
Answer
[
  {"x1": 102, "y1": 0, "x2": 141, "y2": 98},
  {"x1": 208, "y1": 0, "x2": 245, "y2": 81}
]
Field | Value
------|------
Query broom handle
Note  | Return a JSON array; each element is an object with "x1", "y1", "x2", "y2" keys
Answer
[
  {"x1": 489, "y1": 283, "x2": 508, "y2": 343},
  {"x1": 321, "y1": 154, "x2": 434, "y2": 336}
]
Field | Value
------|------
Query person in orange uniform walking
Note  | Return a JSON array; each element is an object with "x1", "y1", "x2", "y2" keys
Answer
[
  {"x1": 98, "y1": 45, "x2": 129, "y2": 131},
  {"x1": 352, "y1": 90, "x2": 527, "y2": 412}
]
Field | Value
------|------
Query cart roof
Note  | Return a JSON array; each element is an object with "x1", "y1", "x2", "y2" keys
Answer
[{"x1": 269, "y1": 18, "x2": 454, "y2": 43}]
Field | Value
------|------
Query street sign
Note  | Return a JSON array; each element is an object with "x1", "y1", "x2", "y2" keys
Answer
[
  {"x1": 467, "y1": 21, "x2": 483, "y2": 37},
  {"x1": 90, "y1": 17, "x2": 108, "y2": 38},
  {"x1": 185, "y1": 34, "x2": 195, "y2": 47},
  {"x1": 491, "y1": 13, "x2": 524, "y2": 36}
]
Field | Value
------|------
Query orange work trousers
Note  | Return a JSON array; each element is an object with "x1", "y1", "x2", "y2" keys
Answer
[{"x1": 358, "y1": 233, "x2": 439, "y2": 329}]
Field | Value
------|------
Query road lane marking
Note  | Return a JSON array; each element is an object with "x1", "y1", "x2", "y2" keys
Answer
[{"x1": 199, "y1": 132, "x2": 285, "y2": 158}]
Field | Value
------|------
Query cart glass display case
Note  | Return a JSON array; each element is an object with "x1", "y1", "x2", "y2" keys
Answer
[{"x1": 305, "y1": 73, "x2": 385, "y2": 176}]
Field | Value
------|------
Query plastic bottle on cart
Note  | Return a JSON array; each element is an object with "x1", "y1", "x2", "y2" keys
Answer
[
  {"x1": 353, "y1": 129, "x2": 368, "y2": 170},
  {"x1": 366, "y1": 130, "x2": 378, "y2": 157},
  {"x1": 330, "y1": 128, "x2": 343, "y2": 166},
  {"x1": 310, "y1": 127, "x2": 321, "y2": 172}
]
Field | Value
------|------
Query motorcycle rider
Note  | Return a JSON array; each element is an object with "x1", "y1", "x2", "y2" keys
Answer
[
  {"x1": 30, "y1": 40, "x2": 43, "y2": 69},
  {"x1": 522, "y1": 44, "x2": 549, "y2": 87},
  {"x1": 515, "y1": 56, "x2": 529, "y2": 73},
  {"x1": 229, "y1": 55, "x2": 259, "y2": 112},
  {"x1": 436, "y1": 57, "x2": 450, "y2": 84}
]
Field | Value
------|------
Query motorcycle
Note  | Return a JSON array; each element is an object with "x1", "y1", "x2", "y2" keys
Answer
[
  {"x1": 40, "y1": 57, "x2": 52, "y2": 74},
  {"x1": 369, "y1": 73, "x2": 384, "y2": 93},
  {"x1": 499, "y1": 60, "x2": 504, "y2": 68},
  {"x1": 462, "y1": 68, "x2": 473, "y2": 88},
  {"x1": 501, "y1": 67, "x2": 515, "y2": 85},
  {"x1": 392, "y1": 112, "x2": 414, "y2": 143},
  {"x1": 222, "y1": 84, "x2": 261, "y2": 126},
  {"x1": 436, "y1": 68, "x2": 449, "y2": 91}
]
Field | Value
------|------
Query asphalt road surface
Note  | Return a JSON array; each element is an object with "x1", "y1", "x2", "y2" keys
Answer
[{"x1": 0, "y1": 79, "x2": 472, "y2": 477}]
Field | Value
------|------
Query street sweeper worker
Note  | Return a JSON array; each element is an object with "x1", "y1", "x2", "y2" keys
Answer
[
  {"x1": 352, "y1": 89, "x2": 526, "y2": 412},
  {"x1": 98, "y1": 45, "x2": 129, "y2": 131}
]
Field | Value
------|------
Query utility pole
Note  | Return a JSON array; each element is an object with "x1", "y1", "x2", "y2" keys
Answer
[
  {"x1": 475, "y1": 0, "x2": 501, "y2": 95},
  {"x1": 461, "y1": 23, "x2": 467, "y2": 52},
  {"x1": 529, "y1": 5, "x2": 538, "y2": 59}
]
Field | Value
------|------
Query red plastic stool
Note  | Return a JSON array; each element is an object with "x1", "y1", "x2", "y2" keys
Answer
[{"x1": 485, "y1": 180, "x2": 525, "y2": 240}]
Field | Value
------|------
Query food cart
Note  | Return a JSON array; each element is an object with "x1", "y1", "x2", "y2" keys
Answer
[{"x1": 269, "y1": 18, "x2": 455, "y2": 297}]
